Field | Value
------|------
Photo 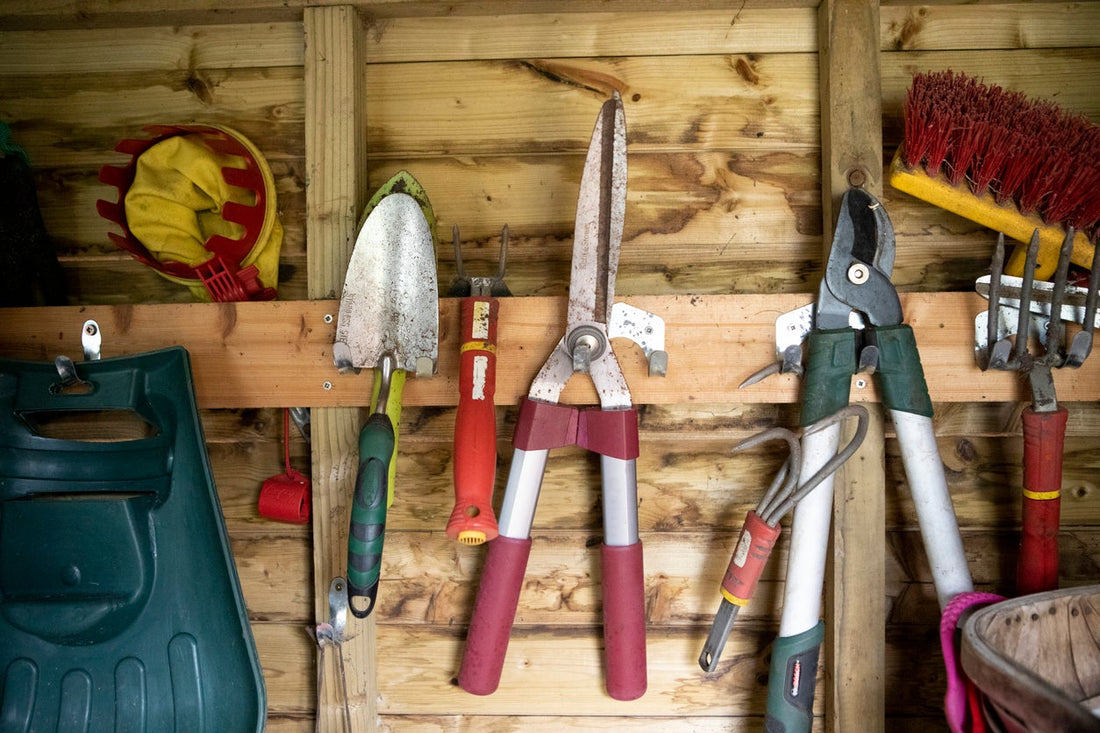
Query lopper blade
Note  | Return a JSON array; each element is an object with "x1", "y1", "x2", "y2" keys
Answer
[
  {"x1": 334, "y1": 190, "x2": 439, "y2": 376},
  {"x1": 817, "y1": 187, "x2": 901, "y2": 330},
  {"x1": 568, "y1": 91, "x2": 627, "y2": 329}
]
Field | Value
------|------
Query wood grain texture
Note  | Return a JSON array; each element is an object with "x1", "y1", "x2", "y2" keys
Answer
[
  {"x1": 4, "y1": 294, "x2": 1097, "y2": 408},
  {"x1": 2, "y1": 4, "x2": 1100, "y2": 731},
  {"x1": 880, "y1": 4, "x2": 1100, "y2": 52},
  {"x1": 303, "y1": 7, "x2": 374, "y2": 732},
  {"x1": 819, "y1": 2, "x2": 885, "y2": 730}
]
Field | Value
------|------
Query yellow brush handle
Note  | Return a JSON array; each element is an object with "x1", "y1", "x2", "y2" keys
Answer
[
  {"x1": 370, "y1": 367, "x2": 406, "y2": 506},
  {"x1": 888, "y1": 151, "x2": 1094, "y2": 280}
]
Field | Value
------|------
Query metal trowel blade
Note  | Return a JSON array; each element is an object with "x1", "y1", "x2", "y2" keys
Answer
[{"x1": 334, "y1": 192, "x2": 439, "y2": 376}]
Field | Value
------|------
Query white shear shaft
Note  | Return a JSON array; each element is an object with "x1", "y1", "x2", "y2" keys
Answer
[
  {"x1": 777, "y1": 424, "x2": 840, "y2": 637},
  {"x1": 891, "y1": 410, "x2": 973, "y2": 607}
]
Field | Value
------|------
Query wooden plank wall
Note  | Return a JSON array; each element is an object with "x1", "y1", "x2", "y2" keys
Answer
[{"x1": 1, "y1": 2, "x2": 1099, "y2": 731}]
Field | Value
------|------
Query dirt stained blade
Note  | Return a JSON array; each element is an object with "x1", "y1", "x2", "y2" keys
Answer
[
  {"x1": 333, "y1": 192, "x2": 439, "y2": 375},
  {"x1": 568, "y1": 92, "x2": 627, "y2": 329}
]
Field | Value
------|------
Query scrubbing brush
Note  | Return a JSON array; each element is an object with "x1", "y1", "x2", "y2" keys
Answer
[{"x1": 889, "y1": 70, "x2": 1099, "y2": 279}]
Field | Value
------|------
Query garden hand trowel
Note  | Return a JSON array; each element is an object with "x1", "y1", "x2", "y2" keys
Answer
[{"x1": 333, "y1": 171, "x2": 438, "y2": 618}]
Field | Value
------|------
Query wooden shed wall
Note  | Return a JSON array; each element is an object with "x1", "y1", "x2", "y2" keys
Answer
[{"x1": 1, "y1": 2, "x2": 1099, "y2": 731}]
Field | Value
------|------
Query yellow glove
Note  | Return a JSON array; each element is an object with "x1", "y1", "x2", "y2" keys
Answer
[{"x1": 123, "y1": 128, "x2": 282, "y2": 300}]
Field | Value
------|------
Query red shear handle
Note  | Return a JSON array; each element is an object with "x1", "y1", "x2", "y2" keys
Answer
[
  {"x1": 448, "y1": 296, "x2": 501, "y2": 544},
  {"x1": 602, "y1": 542, "x2": 647, "y2": 701},
  {"x1": 458, "y1": 535, "x2": 531, "y2": 695},
  {"x1": 1017, "y1": 406, "x2": 1068, "y2": 595}
]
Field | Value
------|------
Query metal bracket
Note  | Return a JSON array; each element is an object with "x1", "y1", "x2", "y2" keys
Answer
[{"x1": 609, "y1": 301, "x2": 668, "y2": 377}]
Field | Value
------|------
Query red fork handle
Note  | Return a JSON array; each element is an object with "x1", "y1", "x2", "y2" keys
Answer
[
  {"x1": 602, "y1": 541, "x2": 647, "y2": 700},
  {"x1": 1017, "y1": 405, "x2": 1068, "y2": 596},
  {"x1": 448, "y1": 296, "x2": 501, "y2": 544},
  {"x1": 458, "y1": 535, "x2": 531, "y2": 695}
]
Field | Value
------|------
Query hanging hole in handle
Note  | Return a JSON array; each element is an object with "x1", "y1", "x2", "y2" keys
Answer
[
  {"x1": 49, "y1": 379, "x2": 96, "y2": 396},
  {"x1": 19, "y1": 409, "x2": 160, "y2": 442},
  {"x1": 348, "y1": 591, "x2": 376, "y2": 619}
]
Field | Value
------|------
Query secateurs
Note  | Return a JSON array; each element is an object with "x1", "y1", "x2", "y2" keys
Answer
[
  {"x1": 457, "y1": 92, "x2": 668, "y2": 701},
  {"x1": 447, "y1": 225, "x2": 512, "y2": 545},
  {"x1": 974, "y1": 228, "x2": 1100, "y2": 595},
  {"x1": 741, "y1": 187, "x2": 973, "y2": 732},
  {"x1": 698, "y1": 404, "x2": 869, "y2": 673}
]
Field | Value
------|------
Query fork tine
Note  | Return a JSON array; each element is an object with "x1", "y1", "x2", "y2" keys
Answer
[
  {"x1": 1045, "y1": 227, "x2": 1075, "y2": 364},
  {"x1": 984, "y1": 233, "x2": 1005, "y2": 369},
  {"x1": 1066, "y1": 235, "x2": 1100, "y2": 367},
  {"x1": 1013, "y1": 230, "x2": 1041, "y2": 365}
]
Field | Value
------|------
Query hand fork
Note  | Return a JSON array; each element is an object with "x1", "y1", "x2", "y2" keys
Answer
[{"x1": 975, "y1": 228, "x2": 1100, "y2": 595}]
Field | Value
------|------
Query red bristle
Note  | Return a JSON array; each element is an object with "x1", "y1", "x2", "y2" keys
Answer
[
  {"x1": 948, "y1": 121, "x2": 984, "y2": 188},
  {"x1": 1046, "y1": 164, "x2": 1097, "y2": 226},
  {"x1": 970, "y1": 120, "x2": 1012, "y2": 196},
  {"x1": 902, "y1": 82, "x2": 932, "y2": 168},
  {"x1": 924, "y1": 107, "x2": 954, "y2": 177},
  {"x1": 994, "y1": 130, "x2": 1035, "y2": 207},
  {"x1": 902, "y1": 69, "x2": 1100, "y2": 236},
  {"x1": 904, "y1": 71, "x2": 958, "y2": 174},
  {"x1": 1066, "y1": 158, "x2": 1100, "y2": 231}
]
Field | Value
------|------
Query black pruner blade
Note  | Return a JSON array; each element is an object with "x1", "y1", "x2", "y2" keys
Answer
[{"x1": 817, "y1": 187, "x2": 902, "y2": 330}]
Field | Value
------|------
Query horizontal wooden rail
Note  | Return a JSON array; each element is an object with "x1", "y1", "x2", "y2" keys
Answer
[{"x1": 1, "y1": 293, "x2": 1094, "y2": 408}]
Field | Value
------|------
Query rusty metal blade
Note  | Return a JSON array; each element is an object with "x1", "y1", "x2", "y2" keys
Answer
[
  {"x1": 567, "y1": 92, "x2": 626, "y2": 328},
  {"x1": 333, "y1": 192, "x2": 438, "y2": 375}
]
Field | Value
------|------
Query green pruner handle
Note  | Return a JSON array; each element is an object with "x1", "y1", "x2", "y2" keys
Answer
[
  {"x1": 348, "y1": 411, "x2": 395, "y2": 618},
  {"x1": 801, "y1": 329, "x2": 857, "y2": 427},
  {"x1": 764, "y1": 621, "x2": 824, "y2": 733},
  {"x1": 871, "y1": 324, "x2": 933, "y2": 418}
]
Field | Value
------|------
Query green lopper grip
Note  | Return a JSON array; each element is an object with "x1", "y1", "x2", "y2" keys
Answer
[
  {"x1": 347, "y1": 412, "x2": 395, "y2": 618},
  {"x1": 764, "y1": 621, "x2": 824, "y2": 733},
  {"x1": 870, "y1": 324, "x2": 933, "y2": 418},
  {"x1": 800, "y1": 329, "x2": 857, "y2": 427}
]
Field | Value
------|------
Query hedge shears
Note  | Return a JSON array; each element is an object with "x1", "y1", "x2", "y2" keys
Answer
[{"x1": 457, "y1": 91, "x2": 667, "y2": 702}]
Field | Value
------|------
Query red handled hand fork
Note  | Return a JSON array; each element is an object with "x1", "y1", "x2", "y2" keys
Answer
[
  {"x1": 975, "y1": 228, "x2": 1099, "y2": 595},
  {"x1": 698, "y1": 404, "x2": 869, "y2": 673},
  {"x1": 447, "y1": 225, "x2": 511, "y2": 545},
  {"x1": 457, "y1": 92, "x2": 668, "y2": 701}
]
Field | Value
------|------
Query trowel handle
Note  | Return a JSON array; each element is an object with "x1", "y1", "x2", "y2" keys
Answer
[
  {"x1": 371, "y1": 365, "x2": 406, "y2": 506},
  {"x1": 347, "y1": 411, "x2": 395, "y2": 618},
  {"x1": 448, "y1": 296, "x2": 501, "y2": 545},
  {"x1": 1017, "y1": 405, "x2": 1067, "y2": 595}
]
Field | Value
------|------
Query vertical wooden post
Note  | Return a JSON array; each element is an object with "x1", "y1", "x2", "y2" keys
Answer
[
  {"x1": 305, "y1": 6, "x2": 374, "y2": 731},
  {"x1": 818, "y1": 1, "x2": 886, "y2": 731}
]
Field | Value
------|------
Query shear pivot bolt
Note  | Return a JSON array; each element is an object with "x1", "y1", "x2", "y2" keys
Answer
[
  {"x1": 566, "y1": 324, "x2": 608, "y2": 373},
  {"x1": 848, "y1": 263, "x2": 870, "y2": 285}
]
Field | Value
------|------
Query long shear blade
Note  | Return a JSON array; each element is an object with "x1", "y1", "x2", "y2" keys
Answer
[{"x1": 568, "y1": 92, "x2": 626, "y2": 328}]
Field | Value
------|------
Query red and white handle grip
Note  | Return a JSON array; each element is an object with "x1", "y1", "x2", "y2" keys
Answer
[
  {"x1": 448, "y1": 296, "x2": 501, "y2": 544},
  {"x1": 721, "y1": 510, "x2": 781, "y2": 606},
  {"x1": 1017, "y1": 405, "x2": 1068, "y2": 595}
]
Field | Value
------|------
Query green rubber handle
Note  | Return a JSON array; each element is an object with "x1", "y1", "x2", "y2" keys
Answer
[
  {"x1": 764, "y1": 621, "x2": 824, "y2": 733},
  {"x1": 347, "y1": 411, "x2": 395, "y2": 618},
  {"x1": 870, "y1": 324, "x2": 933, "y2": 417},
  {"x1": 800, "y1": 329, "x2": 856, "y2": 426}
]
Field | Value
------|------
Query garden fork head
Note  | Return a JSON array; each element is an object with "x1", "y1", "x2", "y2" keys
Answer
[{"x1": 976, "y1": 228, "x2": 1100, "y2": 411}]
